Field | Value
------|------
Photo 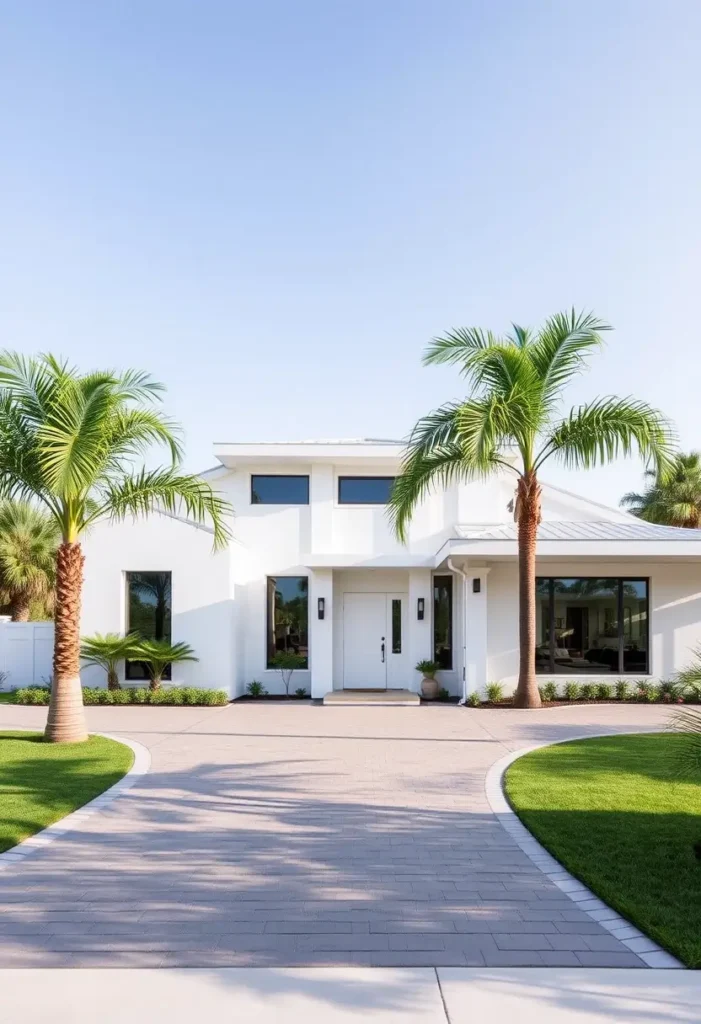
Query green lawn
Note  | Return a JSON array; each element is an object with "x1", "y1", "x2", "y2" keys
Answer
[
  {"x1": 505, "y1": 734, "x2": 701, "y2": 968},
  {"x1": 0, "y1": 693, "x2": 16, "y2": 703},
  {"x1": 0, "y1": 731, "x2": 133, "y2": 853}
]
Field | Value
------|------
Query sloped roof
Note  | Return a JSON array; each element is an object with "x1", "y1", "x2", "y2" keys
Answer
[{"x1": 455, "y1": 520, "x2": 701, "y2": 542}]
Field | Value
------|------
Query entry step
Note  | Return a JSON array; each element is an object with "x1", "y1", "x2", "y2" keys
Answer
[{"x1": 323, "y1": 689, "x2": 420, "y2": 706}]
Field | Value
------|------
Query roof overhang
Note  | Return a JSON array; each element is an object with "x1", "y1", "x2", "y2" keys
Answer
[
  {"x1": 436, "y1": 537, "x2": 701, "y2": 564},
  {"x1": 214, "y1": 441, "x2": 404, "y2": 468}
]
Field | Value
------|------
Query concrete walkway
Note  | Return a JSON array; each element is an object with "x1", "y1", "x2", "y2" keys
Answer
[{"x1": 0, "y1": 702, "x2": 672, "y2": 968}]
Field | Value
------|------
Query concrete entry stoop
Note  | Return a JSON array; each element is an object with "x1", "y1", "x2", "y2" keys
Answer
[{"x1": 323, "y1": 689, "x2": 420, "y2": 706}]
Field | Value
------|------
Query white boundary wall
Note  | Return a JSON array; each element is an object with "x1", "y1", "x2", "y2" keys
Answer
[{"x1": 0, "y1": 621, "x2": 54, "y2": 690}]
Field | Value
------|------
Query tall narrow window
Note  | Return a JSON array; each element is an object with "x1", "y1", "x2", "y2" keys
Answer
[
  {"x1": 391, "y1": 598, "x2": 402, "y2": 653},
  {"x1": 433, "y1": 575, "x2": 453, "y2": 670},
  {"x1": 267, "y1": 576, "x2": 309, "y2": 668},
  {"x1": 536, "y1": 577, "x2": 649, "y2": 674},
  {"x1": 125, "y1": 571, "x2": 172, "y2": 680}
]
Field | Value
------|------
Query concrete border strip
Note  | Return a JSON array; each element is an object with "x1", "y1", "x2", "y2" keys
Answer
[
  {"x1": 484, "y1": 731, "x2": 683, "y2": 970},
  {"x1": 0, "y1": 732, "x2": 150, "y2": 869}
]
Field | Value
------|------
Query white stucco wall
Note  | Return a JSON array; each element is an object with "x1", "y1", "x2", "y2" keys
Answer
[
  {"x1": 486, "y1": 559, "x2": 701, "y2": 690},
  {"x1": 80, "y1": 514, "x2": 235, "y2": 693}
]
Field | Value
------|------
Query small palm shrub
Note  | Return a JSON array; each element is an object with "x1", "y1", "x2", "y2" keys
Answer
[
  {"x1": 486, "y1": 682, "x2": 503, "y2": 703},
  {"x1": 596, "y1": 682, "x2": 613, "y2": 700},
  {"x1": 564, "y1": 682, "x2": 581, "y2": 701},
  {"x1": 80, "y1": 633, "x2": 140, "y2": 691},
  {"x1": 635, "y1": 679, "x2": 658, "y2": 702},
  {"x1": 438, "y1": 687, "x2": 451, "y2": 702},
  {"x1": 416, "y1": 660, "x2": 441, "y2": 677},
  {"x1": 466, "y1": 691, "x2": 481, "y2": 707},
  {"x1": 658, "y1": 680, "x2": 679, "y2": 703},
  {"x1": 246, "y1": 681, "x2": 267, "y2": 698},
  {"x1": 294, "y1": 687, "x2": 308, "y2": 699},
  {"x1": 579, "y1": 683, "x2": 597, "y2": 700},
  {"x1": 130, "y1": 639, "x2": 198, "y2": 692},
  {"x1": 616, "y1": 679, "x2": 630, "y2": 701},
  {"x1": 670, "y1": 707, "x2": 701, "y2": 777}
]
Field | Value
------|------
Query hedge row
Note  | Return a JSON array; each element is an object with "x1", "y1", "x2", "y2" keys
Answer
[{"x1": 12, "y1": 686, "x2": 229, "y2": 706}]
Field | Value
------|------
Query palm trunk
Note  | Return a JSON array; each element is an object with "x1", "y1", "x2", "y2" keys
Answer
[
  {"x1": 9, "y1": 594, "x2": 31, "y2": 622},
  {"x1": 513, "y1": 473, "x2": 543, "y2": 709},
  {"x1": 107, "y1": 667, "x2": 121, "y2": 691},
  {"x1": 45, "y1": 542, "x2": 88, "y2": 743},
  {"x1": 149, "y1": 674, "x2": 161, "y2": 692}
]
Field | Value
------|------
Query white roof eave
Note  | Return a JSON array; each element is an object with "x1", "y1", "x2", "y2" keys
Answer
[{"x1": 438, "y1": 536, "x2": 701, "y2": 564}]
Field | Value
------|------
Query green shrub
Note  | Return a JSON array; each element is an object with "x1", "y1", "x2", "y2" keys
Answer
[
  {"x1": 130, "y1": 688, "x2": 149, "y2": 704},
  {"x1": 111, "y1": 689, "x2": 132, "y2": 705},
  {"x1": 541, "y1": 682, "x2": 558, "y2": 702},
  {"x1": 247, "y1": 681, "x2": 267, "y2": 698},
  {"x1": 564, "y1": 682, "x2": 581, "y2": 701},
  {"x1": 596, "y1": 682, "x2": 613, "y2": 700},
  {"x1": 646, "y1": 685, "x2": 660, "y2": 703},
  {"x1": 437, "y1": 687, "x2": 451, "y2": 702},
  {"x1": 466, "y1": 691, "x2": 481, "y2": 708},
  {"x1": 12, "y1": 684, "x2": 228, "y2": 707},
  {"x1": 14, "y1": 687, "x2": 50, "y2": 705},
  {"x1": 579, "y1": 683, "x2": 597, "y2": 700},
  {"x1": 294, "y1": 687, "x2": 308, "y2": 699},
  {"x1": 659, "y1": 680, "x2": 679, "y2": 703},
  {"x1": 616, "y1": 679, "x2": 630, "y2": 701},
  {"x1": 486, "y1": 682, "x2": 503, "y2": 703},
  {"x1": 635, "y1": 680, "x2": 658, "y2": 702}
]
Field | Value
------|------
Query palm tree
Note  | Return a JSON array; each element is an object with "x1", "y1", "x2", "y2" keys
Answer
[
  {"x1": 621, "y1": 451, "x2": 701, "y2": 527},
  {"x1": 0, "y1": 354, "x2": 232, "y2": 742},
  {"x1": 80, "y1": 633, "x2": 140, "y2": 691},
  {"x1": 0, "y1": 499, "x2": 59, "y2": 620},
  {"x1": 131, "y1": 638, "x2": 197, "y2": 691},
  {"x1": 388, "y1": 310, "x2": 675, "y2": 708}
]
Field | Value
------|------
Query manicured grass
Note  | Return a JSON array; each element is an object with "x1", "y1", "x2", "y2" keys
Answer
[
  {"x1": 0, "y1": 731, "x2": 133, "y2": 854},
  {"x1": 505, "y1": 734, "x2": 701, "y2": 967},
  {"x1": 0, "y1": 693, "x2": 15, "y2": 703}
]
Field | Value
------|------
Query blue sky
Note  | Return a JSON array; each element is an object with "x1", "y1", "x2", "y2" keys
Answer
[{"x1": 2, "y1": 1, "x2": 700, "y2": 505}]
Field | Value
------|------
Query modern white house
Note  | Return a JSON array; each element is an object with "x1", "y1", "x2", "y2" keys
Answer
[{"x1": 71, "y1": 438, "x2": 701, "y2": 699}]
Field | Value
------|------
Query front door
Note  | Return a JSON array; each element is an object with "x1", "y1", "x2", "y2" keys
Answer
[{"x1": 342, "y1": 592, "x2": 408, "y2": 690}]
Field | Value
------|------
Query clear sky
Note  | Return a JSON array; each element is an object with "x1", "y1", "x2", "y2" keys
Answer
[{"x1": 2, "y1": 1, "x2": 700, "y2": 506}]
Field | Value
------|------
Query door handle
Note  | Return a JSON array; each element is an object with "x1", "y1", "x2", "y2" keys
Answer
[{"x1": 381, "y1": 637, "x2": 385, "y2": 663}]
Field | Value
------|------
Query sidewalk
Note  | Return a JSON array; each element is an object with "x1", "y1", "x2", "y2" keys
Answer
[{"x1": 2, "y1": 967, "x2": 697, "y2": 1023}]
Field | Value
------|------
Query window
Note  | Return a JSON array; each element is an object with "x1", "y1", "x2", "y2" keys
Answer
[
  {"x1": 391, "y1": 598, "x2": 402, "y2": 654},
  {"x1": 433, "y1": 575, "x2": 453, "y2": 670},
  {"x1": 267, "y1": 576, "x2": 308, "y2": 668},
  {"x1": 536, "y1": 577, "x2": 649, "y2": 674},
  {"x1": 338, "y1": 476, "x2": 396, "y2": 504},
  {"x1": 251, "y1": 475, "x2": 309, "y2": 504},
  {"x1": 125, "y1": 571, "x2": 172, "y2": 680}
]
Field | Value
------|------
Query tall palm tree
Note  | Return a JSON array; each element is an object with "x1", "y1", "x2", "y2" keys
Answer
[
  {"x1": 0, "y1": 499, "x2": 59, "y2": 621},
  {"x1": 388, "y1": 310, "x2": 675, "y2": 708},
  {"x1": 0, "y1": 354, "x2": 233, "y2": 742},
  {"x1": 621, "y1": 451, "x2": 701, "y2": 527}
]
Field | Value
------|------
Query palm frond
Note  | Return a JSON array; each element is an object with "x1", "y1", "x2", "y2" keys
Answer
[
  {"x1": 669, "y1": 707, "x2": 701, "y2": 778},
  {"x1": 89, "y1": 468, "x2": 233, "y2": 550},
  {"x1": 539, "y1": 397, "x2": 677, "y2": 475},
  {"x1": 528, "y1": 309, "x2": 610, "y2": 408}
]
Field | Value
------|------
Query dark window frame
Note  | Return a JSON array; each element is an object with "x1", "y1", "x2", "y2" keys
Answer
[
  {"x1": 337, "y1": 476, "x2": 396, "y2": 505},
  {"x1": 433, "y1": 574, "x2": 453, "y2": 670},
  {"x1": 251, "y1": 474, "x2": 310, "y2": 505},
  {"x1": 391, "y1": 598, "x2": 402, "y2": 654},
  {"x1": 536, "y1": 576, "x2": 650, "y2": 675},
  {"x1": 125, "y1": 570, "x2": 173, "y2": 681},
  {"x1": 266, "y1": 575, "x2": 309, "y2": 669}
]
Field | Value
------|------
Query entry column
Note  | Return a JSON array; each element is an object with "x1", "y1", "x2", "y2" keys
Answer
[
  {"x1": 309, "y1": 568, "x2": 333, "y2": 699},
  {"x1": 465, "y1": 567, "x2": 490, "y2": 697}
]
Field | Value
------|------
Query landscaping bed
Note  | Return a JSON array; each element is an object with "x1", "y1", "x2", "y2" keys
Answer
[
  {"x1": 504, "y1": 733, "x2": 701, "y2": 968},
  {"x1": 0, "y1": 731, "x2": 133, "y2": 853},
  {"x1": 467, "y1": 679, "x2": 698, "y2": 708},
  {"x1": 8, "y1": 686, "x2": 229, "y2": 707}
]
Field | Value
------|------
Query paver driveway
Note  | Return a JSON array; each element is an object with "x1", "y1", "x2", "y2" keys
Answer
[{"x1": 0, "y1": 702, "x2": 670, "y2": 968}]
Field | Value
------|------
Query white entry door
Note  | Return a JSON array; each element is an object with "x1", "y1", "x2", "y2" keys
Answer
[{"x1": 342, "y1": 592, "x2": 408, "y2": 690}]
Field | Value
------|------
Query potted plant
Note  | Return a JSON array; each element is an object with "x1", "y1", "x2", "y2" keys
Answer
[{"x1": 416, "y1": 659, "x2": 441, "y2": 700}]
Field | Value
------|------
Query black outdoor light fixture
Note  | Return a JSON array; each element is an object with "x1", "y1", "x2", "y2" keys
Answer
[
  {"x1": 317, "y1": 597, "x2": 325, "y2": 620},
  {"x1": 472, "y1": 578, "x2": 481, "y2": 594},
  {"x1": 417, "y1": 597, "x2": 425, "y2": 620}
]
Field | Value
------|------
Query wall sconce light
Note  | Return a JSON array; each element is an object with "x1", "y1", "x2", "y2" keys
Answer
[
  {"x1": 417, "y1": 598, "x2": 425, "y2": 620},
  {"x1": 472, "y1": 578, "x2": 481, "y2": 594},
  {"x1": 317, "y1": 597, "x2": 325, "y2": 620}
]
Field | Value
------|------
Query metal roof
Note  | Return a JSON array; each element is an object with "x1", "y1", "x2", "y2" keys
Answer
[{"x1": 455, "y1": 520, "x2": 701, "y2": 542}]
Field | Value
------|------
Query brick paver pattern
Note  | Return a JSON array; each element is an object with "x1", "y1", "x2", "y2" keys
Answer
[{"x1": 0, "y1": 702, "x2": 668, "y2": 968}]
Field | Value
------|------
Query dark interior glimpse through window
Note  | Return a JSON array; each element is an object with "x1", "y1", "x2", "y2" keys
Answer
[
  {"x1": 126, "y1": 571, "x2": 172, "y2": 680},
  {"x1": 433, "y1": 575, "x2": 453, "y2": 669},
  {"x1": 267, "y1": 576, "x2": 308, "y2": 668},
  {"x1": 536, "y1": 577, "x2": 648, "y2": 674},
  {"x1": 338, "y1": 477, "x2": 396, "y2": 504},
  {"x1": 391, "y1": 598, "x2": 402, "y2": 653},
  {"x1": 251, "y1": 475, "x2": 309, "y2": 504}
]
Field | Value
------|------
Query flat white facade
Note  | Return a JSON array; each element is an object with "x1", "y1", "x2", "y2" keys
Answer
[{"x1": 78, "y1": 440, "x2": 701, "y2": 697}]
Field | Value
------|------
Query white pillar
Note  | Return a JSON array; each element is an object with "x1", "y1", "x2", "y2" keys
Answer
[
  {"x1": 465, "y1": 568, "x2": 490, "y2": 696},
  {"x1": 408, "y1": 569, "x2": 432, "y2": 692},
  {"x1": 309, "y1": 464, "x2": 333, "y2": 553},
  {"x1": 310, "y1": 568, "x2": 333, "y2": 698}
]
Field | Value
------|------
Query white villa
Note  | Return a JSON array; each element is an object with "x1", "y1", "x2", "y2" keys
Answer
[{"x1": 70, "y1": 438, "x2": 701, "y2": 699}]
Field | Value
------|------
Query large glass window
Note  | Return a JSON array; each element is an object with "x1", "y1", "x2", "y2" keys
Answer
[
  {"x1": 433, "y1": 575, "x2": 453, "y2": 670},
  {"x1": 536, "y1": 577, "x2": 649, "y2": 674},
  {"x1": 251, "y1": 475, "x2": 309, "y2": 504},
  {"x1": 338, "y1": 477, "x2": 396, "y2": 504},
  {"x1": 267, "y1": 576, "x2": 309, "y2": 668},
  {"x1": 125, "y1": 571, "x2": 172, "y2": 680}
]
